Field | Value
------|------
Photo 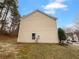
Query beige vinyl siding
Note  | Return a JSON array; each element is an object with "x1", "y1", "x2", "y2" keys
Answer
[{"x1": 17, "y1": 11, "x2": 58, "y2": 43}]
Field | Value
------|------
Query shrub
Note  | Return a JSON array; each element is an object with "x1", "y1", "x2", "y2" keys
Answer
[{"x1": 58, "y1": 28, "x2": 66, "y2": 44}]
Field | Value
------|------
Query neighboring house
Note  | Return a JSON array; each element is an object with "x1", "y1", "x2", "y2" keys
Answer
[
  {"x1": 73, "y1": 34, "x2": 79, "y2": 42},
  {"x1": 74, "y1": 32, "x2": 79, "y2": 42},
  {"x1": 66, "y1": 32, "x2": 79, "y2": 43},
  {"x1": 66, "y1": 33, "x2": 73, "y2": 43},
  {"x1": 17, "y1": 10, "x2": 58, "y2": 43}
]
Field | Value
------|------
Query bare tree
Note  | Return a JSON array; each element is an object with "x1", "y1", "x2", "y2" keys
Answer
[{"x1": 0, "y1": 0, "x2": 20, "y2": 34}]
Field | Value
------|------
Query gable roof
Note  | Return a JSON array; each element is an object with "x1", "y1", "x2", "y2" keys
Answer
[{"x1": 21, "y1": 10, "x2": 57, "y2": 20}]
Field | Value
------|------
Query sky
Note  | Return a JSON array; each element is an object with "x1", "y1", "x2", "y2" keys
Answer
[{"x1": 18, "y1": 0, "x2": 79, "y2": 28}]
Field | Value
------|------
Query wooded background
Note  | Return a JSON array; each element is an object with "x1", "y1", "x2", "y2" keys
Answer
[{"x1": 0, "y1": 0, "x2": 20, "y2": 35}]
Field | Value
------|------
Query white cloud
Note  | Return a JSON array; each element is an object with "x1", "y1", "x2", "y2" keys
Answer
[
  {"x1": 44, "y1": 2, "x2": 67, "y2": 10},
  {"x1": 42, "y1": 0, "x2": 68, "y2": 14},
  {"x1": 64, "y1": 21, "x2": 79, "y2": 33},
  {"x1": 65, "y1": 24, "x2": 78, "y2": 33},
  {"x1": 65, "y1": 24, "x2": 74, "y2": 28}
]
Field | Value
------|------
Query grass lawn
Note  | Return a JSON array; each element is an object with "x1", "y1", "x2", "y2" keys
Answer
[
  {"x1": 0, "y1": 35, "x2": 79, "y2": 59},
  {"x1": 17, "y1": 44, "x2": 79, "y2": 59}
]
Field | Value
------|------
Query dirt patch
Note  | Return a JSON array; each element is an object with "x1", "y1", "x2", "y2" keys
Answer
[{"x1": 0, "y1": 43, "x2": 18, "y2": 59}]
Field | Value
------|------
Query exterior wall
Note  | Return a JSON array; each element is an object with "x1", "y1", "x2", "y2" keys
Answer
[{"x1": 17, "y1": 11, "x2": 58, "y2": 43}]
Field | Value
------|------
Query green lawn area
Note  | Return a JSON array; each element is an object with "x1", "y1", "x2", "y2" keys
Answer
[{"x1": 0, "y1": 35, "x2": 79, "y2": 59}]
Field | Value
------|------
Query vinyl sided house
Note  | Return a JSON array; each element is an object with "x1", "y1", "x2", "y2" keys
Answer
[{"x1": 17, "y1": 10, "x2": 59, "y2": 43}]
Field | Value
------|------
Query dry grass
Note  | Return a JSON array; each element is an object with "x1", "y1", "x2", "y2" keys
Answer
[
  {"x1": 0, "y1": 34, "x2": 18, "y2": 59},
  {"x1": 0, "y1": 34, "x2": 17, "y2": 43},
  {"x1": 17, "y1": 44, "x2": 79, "y2": 59},
  {"x1": 0, "y1": 35, "x2": 79, "y2": 59}
]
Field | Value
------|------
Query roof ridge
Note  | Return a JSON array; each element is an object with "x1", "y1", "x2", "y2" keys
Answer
[{"x1": 21, "y1": 10, "x2": 57, "y2": 20}]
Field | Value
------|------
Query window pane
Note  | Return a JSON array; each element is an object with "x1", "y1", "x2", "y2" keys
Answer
[{"x1": 32, "y1": 33, "x2": 36, "y2": 40}]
